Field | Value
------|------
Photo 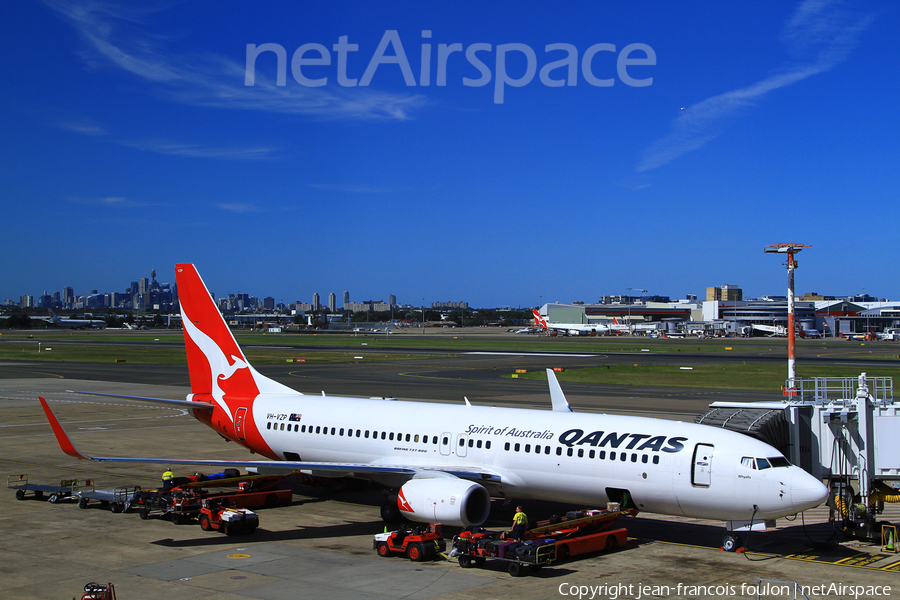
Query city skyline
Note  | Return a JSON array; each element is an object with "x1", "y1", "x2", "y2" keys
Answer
[
  {"x1": 8, "y1": 268, "x2": 892, "y2": 312},
  {"x1": 1, "y1": 2, "x2": 896, "y2": 306}
]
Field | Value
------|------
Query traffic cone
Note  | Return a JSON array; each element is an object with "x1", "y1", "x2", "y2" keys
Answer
[{"x1": 887, "y1": 529, "x2": 895, "y2": 552}]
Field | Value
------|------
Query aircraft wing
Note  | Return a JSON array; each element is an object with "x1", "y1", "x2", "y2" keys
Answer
[{"x1": 39, "y1": 397, "x2": 503, "y2": 483}]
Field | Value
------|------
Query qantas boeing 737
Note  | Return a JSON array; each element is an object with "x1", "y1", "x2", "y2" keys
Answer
[{"x1": 39, "y1": 264, "x2": 828, "y2": 550}]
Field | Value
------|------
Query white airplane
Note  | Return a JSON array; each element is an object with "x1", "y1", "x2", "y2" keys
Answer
[
  {"x1": 48, "y1": 309, "x2": 107, "y2": 329},
  {"x1": 39, "y1": 264, "x2": 828, "y2": 551},
  {"x1": 532, "y1": 309, "x2": 609, "y2": 336}
]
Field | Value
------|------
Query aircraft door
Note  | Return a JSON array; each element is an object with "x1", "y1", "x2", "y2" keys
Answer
[
  {"x1": 440, "y1": 432, "x2": 451, "y2": 456},
  {"x1": 234, "y1": 407, "x2": 248, "y2": 441},
  {"x1": 456, "y1": 434, "x2": 468, "y2": 457},
  {"x1": 692, "y1": 443, "x2": 713, "y2": 487}
]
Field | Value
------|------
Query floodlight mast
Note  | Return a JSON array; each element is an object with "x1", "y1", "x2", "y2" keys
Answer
[{"x1": 764, "y1": 244, "x2": 811, "y2": 391}]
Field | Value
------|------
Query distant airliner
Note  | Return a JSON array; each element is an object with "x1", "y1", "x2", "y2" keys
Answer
[
  {"x1": 48, "y1": 309, "x2": 107, "y2": 329},
  {"x1": 39, "y1": 264, "x2": 828, "y2": 551}
]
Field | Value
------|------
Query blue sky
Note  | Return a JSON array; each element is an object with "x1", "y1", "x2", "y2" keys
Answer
[{"x1": 1, "y1": 1, "x2": 897, "y2": 307}]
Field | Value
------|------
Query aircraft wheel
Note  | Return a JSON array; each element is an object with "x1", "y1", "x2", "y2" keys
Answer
[
  {"x1": 457, "y1": 555, "x2": 473, "y2": 568},
  {"x1": 722, "y1": 532, "x2": 743, "y2": 552},
  {"x1": 380, "y1": 501, "x2": 401, "y2": 523},
  {"x1": 15, "y1": 489, "x2": 25, "y2": 501},
  {"x1": 508, "y1": 562, "x2": 524, "y2": 577}
]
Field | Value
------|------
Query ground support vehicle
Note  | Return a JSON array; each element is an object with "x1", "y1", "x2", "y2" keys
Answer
[
  {"x1": 133, "y1": 489, "x2": 203, "y2": 524},
  {"x1": 8, "y1": 474, "x2": 81, "y2": 503},
  {"x1": 76, "y1": 485, "x2": 141, "y2": 513},
  {"x1": 197, "y1": 498, "x2": 259, "y2": 535},
  {"x1": 451, "y1": 527, "x2": 556, "y2": 577},
  {"x1": 525, "y1": 508, "x2": 633, "y2": 563},
  {"x1": 373, "y1": 523, "x2": 446, "y2": 561},
  {"x1": 81, "y1": 582, "x2": 116, "y2": 600}
]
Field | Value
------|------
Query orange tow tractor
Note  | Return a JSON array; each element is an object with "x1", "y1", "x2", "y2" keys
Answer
[{"x1": 373, "y1": 523, "x2": 446, "y2": 561}]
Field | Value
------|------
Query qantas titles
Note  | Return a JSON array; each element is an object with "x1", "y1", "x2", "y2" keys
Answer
[{"x1": 465, "y1": 424, "x2": 687, "y2": 453}]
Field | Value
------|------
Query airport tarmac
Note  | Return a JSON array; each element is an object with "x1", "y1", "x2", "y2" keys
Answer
[{"x1": 2, "y1": 356, "x2": 900, "y2": 599}]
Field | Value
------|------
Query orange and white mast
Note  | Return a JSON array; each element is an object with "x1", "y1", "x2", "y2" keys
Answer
[{"x1": 764, "y1": 244, "x2": 810, "y2": 390}]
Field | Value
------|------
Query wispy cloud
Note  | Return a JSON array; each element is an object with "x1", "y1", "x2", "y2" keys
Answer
[
  {"x1": 59, "y1": 120, "x2": 108, "y2": 136},
  {"x1": 310, "y1": 183, "x2": 407, "y2": 194},
  {"x1": 116, "y1": 138, "x2": 276, "y2": 160},
  {"x1": 217, "y1": 203, "x2": 260, "y2": 213},
  {"x1": 41, "y1": 0, "x2": 428, "y2": 121},
  {"x1": 66, "y1": 195, "x2": 152, "y2": 208},
  {"x1": 637, "y1": 0, "x2": 875, "y2": 172}
]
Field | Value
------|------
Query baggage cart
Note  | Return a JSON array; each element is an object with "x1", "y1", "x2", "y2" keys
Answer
[{"x1": 8, "y1": 474, "x2": 81, "y2": 503}]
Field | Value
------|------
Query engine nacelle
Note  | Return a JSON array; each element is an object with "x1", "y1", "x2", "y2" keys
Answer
[{"x1": 397, "y1": 478, "x2": 491, "y2": 527}]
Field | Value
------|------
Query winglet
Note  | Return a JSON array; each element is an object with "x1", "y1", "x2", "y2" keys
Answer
[
  {"x1": 546, "y1": 369, "x2": 573, "y2": 412},
  {"x1": 39, "y1": 397, "x2": 91, "y2": 460}
]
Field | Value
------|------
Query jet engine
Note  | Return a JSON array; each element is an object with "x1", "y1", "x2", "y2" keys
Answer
[{"x1": 396, "y1": 477, "x2": 491, "y2": 527}]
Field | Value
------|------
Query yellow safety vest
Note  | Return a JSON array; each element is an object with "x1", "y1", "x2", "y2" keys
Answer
[
  {"x1": 162, "y1": 470, "x2": 174, "y2": 481},
  {"x1": 513, "y1": 512, "x2": 527, "y2": 525}
]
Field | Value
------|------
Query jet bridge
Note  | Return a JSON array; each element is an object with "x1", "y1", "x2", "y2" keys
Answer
[{"x1": 697, "y1": 373, "x2": 900, "y2": 539}]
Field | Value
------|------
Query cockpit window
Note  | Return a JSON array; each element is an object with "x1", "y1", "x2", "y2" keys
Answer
[
  {"x1": 741, "y1": 457, "x2": 755, "y2": 469},
  {"x1": 768, "y1": 456, "x2": 791, "y2": 468},
  {"x1": 756, "y1": 458, "x2": 771, "y2": 470}
]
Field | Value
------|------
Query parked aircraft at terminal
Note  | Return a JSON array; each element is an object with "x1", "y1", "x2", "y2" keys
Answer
[
  {"x1": 532, "y1": 309, "x2": 610, "y2": 336},
  {"x1": 39, "y1": 264, "x2": 829, "y2": 550}
]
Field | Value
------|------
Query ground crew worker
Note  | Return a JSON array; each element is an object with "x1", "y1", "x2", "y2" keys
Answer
[
  {"x1": 511, "y1": 506, "x2": 528, "y2": 541},
  {"x1": 162, "y1": 467, "x2": 174, "y2": 492}
]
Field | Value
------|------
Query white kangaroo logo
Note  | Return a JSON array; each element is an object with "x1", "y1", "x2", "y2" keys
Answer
[{"x1": 181, "y1": 313, "x2": 250, "y2": 424}]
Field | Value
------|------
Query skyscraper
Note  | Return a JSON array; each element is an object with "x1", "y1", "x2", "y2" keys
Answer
[
  {"x1": 313, "y1": 293, "x2": 320, "y2": 310},
  {"x1": 343, "y1": 290, "x2": 350, "y2": 308},
  {"x1": 328, "y1": 292, "x2": 336, "y2": 312}
]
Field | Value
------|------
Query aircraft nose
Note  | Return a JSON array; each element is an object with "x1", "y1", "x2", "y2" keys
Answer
[{"x1": 790, "y1": 468, "x2": 829, "y2": 512}]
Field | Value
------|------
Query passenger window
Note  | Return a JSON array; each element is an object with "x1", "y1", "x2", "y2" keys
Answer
[
  {"x1": 301, "y1": 425, "x2": 306, "y2": 432},
  {"x1": 365, "y1": 430, "x2": 370, "y2": 438},
  {"x1": 534, "y1": 445, "x2": 540, "y2": 454},
  {"x1": 544, "y1": 446, "x2": 550, "y2": 455},
  {"x1": 577, "y1": 449, "x2": 584, "y2": 458},
  {"x1": 390, "y1": 432, "x2": 394, "y2": 441},
  {"x1": 381, "y1": 432, "x2": 386, "y2": 440},
  {"x1": 280, "y1": 423, "x2": 285, "y2": 431},
  {"x1": 295, "y1": 425, "x2": 299, "y2": 432},
  {"x1": 641, "y1": 455, "x2": 648, "y2": 464},
  {"x1": 356, "y1": 429, "x2": 361, "y2": 437},
  {"x1": 652, "y1": 455, "x2": 659, "y2": 464},
  {"x1": 432, "y1": 436, "x2": 438, "y2": 444},
  {"x1": 373, "y1": 430, "x2": 378, "y2": 438},
  {"x1": 556, "y1": 447, "x2": 562, "y2": 456},
  {"x1": 405, "y1": 434, "x2": 410, "y2": 442},
  {"x1": 414, "y1": 435, "x2": 419, "y2": 443},
  {"x1": 330, "y1": 427, "x2": 335, "y2": 435},
  {"x1": 468, "y1": 439, "x2": 474, "y2": 448},
  {"x1": 486, "y1": 441, "x2": 492, "y2": 450},
  {"x1": 459, "y1": 439, "x2": 465, "y2": 446},
  {"x1": 620, "y1": 452, "x2": 627, "y2": 461},
  {"x1": 477, "y1": 440, "x2": 483, "y2": 448},
  {"x1": 566, "y1": 448, "x2": 573, "y2": 457},
  {"x1": 340, "y1": 428, "x2": 344, "y2": 436},
  {"x1": 589, "y1": 450, "x2": 595, "y2": 459},
  {"x1": 315, "y1": 426, "x2": 320, "y2": 434},
  {"x1": 599, "y1": 451, "x2": 605, "y2": 459},
  {"x1": 505, "y1": 442, "x2": 510, "y2": 451},
  {"x1": 631, "y1": 454, "x2": 637, "y2": 462},
  {"x1": 267, "y1": 422, "x2": 271, "y2": 430},
  {"x1": 443, "y1": 436, "x2": 448, "y2": 445},
  {"x1": 525, "y1": 444, "x2": 531, "y2": 453},
  {"x1": 514, "y1": 443, "x2": 520, "y2": 452}
]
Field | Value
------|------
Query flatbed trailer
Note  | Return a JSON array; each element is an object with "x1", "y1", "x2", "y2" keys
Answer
[
  {"x1": 526, "y1": 508, "x2": 634, "y2": 562},
  {"x1": 8, "y1": 474, "x2": 82, "y2": 503},
  {"x1": 76, "y1": 485, "x2": 142, "y2": 513},
  {"x1": 452, "y1": 529, "x2": 556, "y2": 577}
]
